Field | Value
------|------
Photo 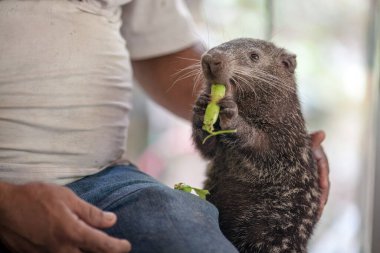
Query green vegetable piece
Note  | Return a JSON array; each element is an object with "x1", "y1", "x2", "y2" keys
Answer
[
  {"x1": 174, "y1": 183, "x2": 210, "y2": 200},
  {"x1": 193, "y1": 188, "x2": 210, "y2": 200},
  {"x1": 202, "y1": 84, "x2": 225, "y2": 134},
  {"x1": 202, "y1": 84, "x2": 237, "y2": 144},
  {"x1": 174, "y1": 183, "x2": 192, "y2": 193}
]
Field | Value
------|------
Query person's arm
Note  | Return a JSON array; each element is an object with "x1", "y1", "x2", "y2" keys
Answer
[
  {"x1": 132, "y1": 42, "x2": 205, "y2": 121},
  {"x1": 0, "y1": 182, "x2": 131, "y2": 253}
]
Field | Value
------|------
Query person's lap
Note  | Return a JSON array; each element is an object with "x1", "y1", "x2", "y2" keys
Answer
[{"x1": 66, "y1": 164, "x2": 238, "y2": 253}]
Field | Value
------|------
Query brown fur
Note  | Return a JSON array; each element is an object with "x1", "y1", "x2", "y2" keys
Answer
[{"x1": 192, "y1": 38, "x2": 320, "y2": 253}]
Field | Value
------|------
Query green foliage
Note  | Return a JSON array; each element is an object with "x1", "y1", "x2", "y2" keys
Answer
[{"x1": 174, "y1": 183, "x2": 210, "y2": 200}]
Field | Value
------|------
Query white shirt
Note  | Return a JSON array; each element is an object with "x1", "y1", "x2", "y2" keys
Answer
[{"x1": 0, "y1": 0, "x2": 198, "y2": 184}]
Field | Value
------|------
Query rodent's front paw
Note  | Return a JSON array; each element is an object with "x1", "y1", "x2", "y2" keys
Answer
[
  {"x1": 193, "y1": 93, "x2": 210, "y2": 114},
  {"x1": 193, "y1": 93, "x2": 210, "y2": 127},
  {"x1": 218, "y1": 96, "x2": 238, "y2": 130}
]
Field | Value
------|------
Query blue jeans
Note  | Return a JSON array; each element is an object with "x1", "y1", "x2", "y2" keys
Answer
[{"x1": 66, "y1": 164, "x2": 238, "y2": 253}]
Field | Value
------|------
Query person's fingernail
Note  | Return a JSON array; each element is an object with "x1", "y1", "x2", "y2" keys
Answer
[
  {"x1": 122, "y1": 240, "x2": 132, "y2": 251},
  {"x1": 104, "y1": 211, "x2": 116, "y2": 220}
]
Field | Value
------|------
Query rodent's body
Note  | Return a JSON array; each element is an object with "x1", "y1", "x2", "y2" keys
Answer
[{"x1": 192, "y1": 38, "x2": 320, "y2": 253}]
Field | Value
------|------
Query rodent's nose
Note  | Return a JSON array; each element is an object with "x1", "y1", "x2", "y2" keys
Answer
[{"x1": 202, "y1": 53, "x2": 224, "y2": 77}]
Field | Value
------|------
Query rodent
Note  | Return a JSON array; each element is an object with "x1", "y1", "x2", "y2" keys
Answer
[{"x1": 192, "y1": 38, "x2": 321, "y2": 253}]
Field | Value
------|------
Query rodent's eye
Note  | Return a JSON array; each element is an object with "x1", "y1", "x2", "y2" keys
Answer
[{"x1": 249, "y1": 52, "x2": 260, "y2": 62}]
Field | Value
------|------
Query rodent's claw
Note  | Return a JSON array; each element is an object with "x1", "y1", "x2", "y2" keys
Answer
[
  {"x1": 198, "y1": 93, "x2": 211, "y2": 107},
  {"x1": 193, "y1": 93, "x2": 210, "y2": 114},
  {"x1": 218, "y1": 96, "x2": 236, "y2": 110}
]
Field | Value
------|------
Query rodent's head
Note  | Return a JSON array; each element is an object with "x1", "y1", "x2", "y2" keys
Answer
[{"x1": 201, "y1": 38, "x2": 297, "y2": 97}]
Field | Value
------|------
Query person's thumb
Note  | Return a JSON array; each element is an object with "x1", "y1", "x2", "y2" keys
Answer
[{"x1": 310, "y1": 130, "x2": 326, "y2": 148}]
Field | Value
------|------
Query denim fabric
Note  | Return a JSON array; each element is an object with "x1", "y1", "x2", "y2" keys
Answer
[{"x1": 66, "y1": 164, "x2": 238, "y2": 253}]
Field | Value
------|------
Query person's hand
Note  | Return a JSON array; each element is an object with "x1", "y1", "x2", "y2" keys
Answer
[
  {"x1": 310, "y1": 131, "x2": 330, "y2": 219},
  {"x1": 0, "y1": 182, "x2": 131, "y2": 253}
]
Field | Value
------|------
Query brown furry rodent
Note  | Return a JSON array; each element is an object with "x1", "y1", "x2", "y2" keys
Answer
[{"x1": 192, "y1": 38, "x2": 320, "y2": 253}]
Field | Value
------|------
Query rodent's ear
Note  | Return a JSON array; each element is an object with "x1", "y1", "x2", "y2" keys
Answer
[{"x1": 281, "y1": 53, "x2": 297, "y2": 74}]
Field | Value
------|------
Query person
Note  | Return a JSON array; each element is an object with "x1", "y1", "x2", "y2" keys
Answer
[{"x1": 0, "y1": 0, "x2": 330, "y2": 252}]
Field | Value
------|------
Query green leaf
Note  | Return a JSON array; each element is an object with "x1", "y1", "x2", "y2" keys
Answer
[
  {"x1": 193, "y1": 188, "x2": 210, "y2": 200},
  {"x1": 174, "y1": 183, "x2": 210, "y2": 200},
  {"x1": 174, "y1": 183, "x2": 192, "y2": 193}
]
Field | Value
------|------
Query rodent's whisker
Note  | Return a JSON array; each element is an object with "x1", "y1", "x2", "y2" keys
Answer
[
  {"x1": 255, "y1": 71, "x2": 291, "y2": 89},
  {"x1": 257, "y1": 76, "x2": 297, "y2": 96},
  {"x1": 248, "y1": 73, "x2": 287, "y2": 96},
  {"x1": 175, "y1": 56, "x2": 201, "y2": 62},
  {"x1": 173, "y1": 69, "x2": 200, "y2": 84},
  {"x1": 233, "y1": 70, "x2": 257, "y2": 93},
  {"x1": 231, "y1": 76, "x2": 247, "y2": 99},
  {"x1": 252, "y1": 68, "x2": 297, "y2": 94},
  {"x1": 233, "y1": 72, "x2": 257, "y2": 99},
  {"x1": 171, "y1": 63, "x2": 201, "y2": 78},
  {"x1": 192, "y1": 71, "x2": 204, "y2": 96},
  {"x1": 168, "y1": 64, "x2": 201, "y2": 93},
  {"x1": 235, "y1": 66, "x2": 297, "y2": 96}
]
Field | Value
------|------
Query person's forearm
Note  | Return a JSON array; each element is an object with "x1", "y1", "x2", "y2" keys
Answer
[
  {"x1": 132, "y1": 42, "x2": 206, "y2": 121},
  {"x1": 0, "y1": 182, "x2": 12, "y2": 221}
]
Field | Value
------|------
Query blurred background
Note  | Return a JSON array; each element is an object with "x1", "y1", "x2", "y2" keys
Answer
[{"x1": 127, "y1": 0, "x2": 380, "y2": 252}]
